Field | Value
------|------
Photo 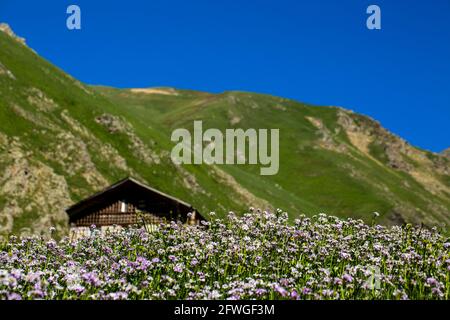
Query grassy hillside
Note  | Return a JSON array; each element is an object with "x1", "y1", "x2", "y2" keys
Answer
[
  {"x1": 0, "y1": 24, "x2": 449, "y2": 238},
  {"x1": 97, "y1": 87, "x2": 450, "y2": 227}
]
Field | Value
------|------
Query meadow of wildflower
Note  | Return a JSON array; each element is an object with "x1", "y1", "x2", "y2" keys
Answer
[{"x1": 0, "y1": 210, "x2": 449, "y2": 300}]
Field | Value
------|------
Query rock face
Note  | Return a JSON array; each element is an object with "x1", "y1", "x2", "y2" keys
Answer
[
  {"x1": 0, "y1": 61, "x2": 15, "y2": 79},
  {"x1": 0, "y1": 133, "x2": 71, "y2": 238},
  {"x1": 337, "y1": 109, "x2": 450, "y2": 196},
  {"x1": 442, "y1": 148, "x2": 450, "y2": 159},
  {"x1": 95, "y1": 113, "x2": 161, "y2": 164}
]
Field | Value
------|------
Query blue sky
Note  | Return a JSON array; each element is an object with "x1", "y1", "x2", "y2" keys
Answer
[{"x1": 1, "y1": 0, "x2": 449, "y2": 152}]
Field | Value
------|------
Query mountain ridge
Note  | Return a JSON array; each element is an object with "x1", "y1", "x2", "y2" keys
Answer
[
  {"x1": 0, "y1": 23, "x2": 26, "y2": 46},
  {"x1": 0, "y1": 24, "x2": 449, "y2": 238}
]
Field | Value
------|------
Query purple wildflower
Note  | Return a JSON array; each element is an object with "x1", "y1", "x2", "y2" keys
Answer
[
  {"x1": 343, "y1": 274, "x2": 354, "y2": 283},
  {"x1": 151, "y1": 257, "x2": 160, "y2": 264},
  {"x1": 7, "y1": 293, "x2": 22, "y2": 300},
  {"x1": 173, "y1": 264, "x2": 183, "y2": 273},
  {"x1": 274, "y1": 284, "x2": 288, "y2": 297}
]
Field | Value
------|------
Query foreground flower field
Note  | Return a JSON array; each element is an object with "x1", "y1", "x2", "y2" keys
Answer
[{"x1": 0, "y1": 210, "x2": 449, "y2": 300}]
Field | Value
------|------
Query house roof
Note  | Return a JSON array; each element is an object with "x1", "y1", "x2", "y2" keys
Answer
[{"x1": 66, "y1": 177, "x2": 194, "y2": 216}]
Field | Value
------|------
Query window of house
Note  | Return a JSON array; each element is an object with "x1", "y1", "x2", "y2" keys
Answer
[{"x1": 120, "y1": 200, "x2": 127, "y2": 213}]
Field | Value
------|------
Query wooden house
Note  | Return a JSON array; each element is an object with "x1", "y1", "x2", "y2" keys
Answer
[{"x1": 66, "y1": 177, "x2": 204, "y2": 236}]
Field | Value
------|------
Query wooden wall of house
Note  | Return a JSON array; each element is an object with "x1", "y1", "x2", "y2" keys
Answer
[{"x1": 70, "y1": 194, "x2": 198, "y2": 227}]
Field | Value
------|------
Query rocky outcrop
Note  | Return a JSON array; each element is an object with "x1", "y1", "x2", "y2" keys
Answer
[
  {"x1": 0, "y1": 133, "x2": 71, "y2": 239},
  {"x1": 442, "y1": 148, "x2": 450, "y2": 159},
  {"x1": 129, "y1": 88, "x2": 179, "y2": 96},
  {"x1": 26, "y1": 87, "x2": 59, "y2": 112},
  {"x1": 0, "y1": 23, "x2": 26, "y2": 45},
  {"x1": 210, "y1": 166, "x2": 271, "y2": 211},
  {"x1": 305, "y1": 116, "x2": 347, "y2": 153},
  {"x1": 0, "y1": 61, "x2": 15, "y2": 79},
  {"x1": 337, "y1": 108, "x2": 450, "y2": 196},
  {"x1": 95, "y1": 113, "x2": 160, "y2": 164},
  {"x1": 337, "y1": 108, "x2": 413, "y2": 170}
]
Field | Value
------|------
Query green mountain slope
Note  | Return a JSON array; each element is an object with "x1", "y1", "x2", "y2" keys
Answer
[{"x1": 0, "y1": 24, "x2": 449, "y2": 238}]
